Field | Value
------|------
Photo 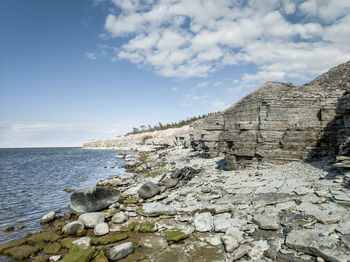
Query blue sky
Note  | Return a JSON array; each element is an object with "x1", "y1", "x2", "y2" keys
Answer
[{"x1": 1, "y1": 0, "x2": 350, "y2": 147}]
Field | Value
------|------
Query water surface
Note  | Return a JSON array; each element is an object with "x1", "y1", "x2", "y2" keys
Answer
[{"x1": 0, "y1": 147, "x2": 127, "y2": 245}]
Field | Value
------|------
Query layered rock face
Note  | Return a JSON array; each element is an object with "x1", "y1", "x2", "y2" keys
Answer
[
  {"x1": 334, "y1": 91, "x2": 350, "y2": 170},
  {"x1": 190, "y1": 61, "x2": 350, "y2": 169}
]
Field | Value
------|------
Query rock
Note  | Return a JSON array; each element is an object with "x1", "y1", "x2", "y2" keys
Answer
[
  {"x1": 41, "y1": 211, "x2": 56, "y2": 224},
  {"x1": 286, "y1": 229, "x2": 350, "y2": 262},
  {"x1": 138, "y1": 182, "x2": 161, "y2": 199},
  {"x1": 170, "y1": 166, "x2": 199, "y2": 181},
  {"x1": 61, "y1": 246, "x2": 95, "y2": 262},
  {"x1": 139, "y1": 235, "x2": 168, "y2": 249},
  {"x1": 72, "y1": 237, "x2": 91, "y2": 249},
  {"x1": 78, "y1": 212, "x2": 105, "y2": 228},
  {"x1": 162, "y1": 177, "x2": 178, "y2": 188},
  {"x1": 65, "y1": 188, "x2": 75, "y2": 193},
  {"x1": 4, "y1": 244, "x2": 40, "y2": 260},
  {"x1": 43, "y1": 242, "x2": 61, "y2": 254},
  {"x1": 228, "y1": 244, "x2": 252, "y2": 261},
  {"x1": 213, "y1": 218, "x2": 236, "y2": 232},
  {"x1": 336, "y1": 221, "x2": 350, "y2": 235},
  {"x1": 194, "y1": 212, "x2": 214, "y2": 232},
  {"x1": 17, "y1": 225, "x2": 25, "y2": 229},
  {"x1": 28, "y1": 231, "x2": 62, "y2": 243},
  {"x1": 221, "y1": 234, "x2": 239, "y2": 252},
  {"x1": 98, "y1": 233, "x2": 128, "y2": 245},
  {"x1": 50, "y1": 255, "x2": 61, "y2": 261},
  {"x1": 252, "y1": 213, "x2": 279, "y2": 230},
  {"x1": 112, "y1": 212, "x2": 127, "y2": 224},
  {"x1": 279, "y1": 210, "x2": 317, "y2": 228},
  {"x1": 226, "y1": 227, "x2": 244, "y2": 243},
  {"x1": 139, "y1": 202, "x2": 177, "y2": 216},
  {"x1": 70, "y1": 187, "x2": 120, "y2": 214},
  {"x1": 105, "y1": 242, "x2": 134, "y2": 261},
  {"x1": 94, "y1": 222, "x2": 109, "y2": 236},
  {"x1": 62, "y1": 221, "x2": 84, "y2": 235},
  {"x1": 249, "y1": 240, "x2": 269, "y2": 260},
  {"x1": 116, "y1": 153, "x2": 126, "y2": 159},
  {"x1": 165, "y1": 229, "x2": 187, "y2": 242},
  {"x1": 2, "y1": 226, "x2": 14, "y2": 232}
]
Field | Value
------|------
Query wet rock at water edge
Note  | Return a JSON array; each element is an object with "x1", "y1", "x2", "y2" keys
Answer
[
  {"x1": 40, "y1": 211, "x2": 56, "y2": 224},
  {"x1": 70, "y1": 186, "x2": 120, "y2": 214},
  {"x1": 138, "y1": 181, "x2": 161, "y2": 199}
]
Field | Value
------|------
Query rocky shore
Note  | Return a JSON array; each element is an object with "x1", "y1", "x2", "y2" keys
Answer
[{"x1": 1, "y1": 145, "x2": 350, "y2": 262}]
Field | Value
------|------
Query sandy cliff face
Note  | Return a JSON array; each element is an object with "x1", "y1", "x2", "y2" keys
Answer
[
  {"x1": 83, "y1": 125, "x2": 190, "y2": 151},
  {"x1": 190, "y1": 60, "x2": 350, "y2": 169}
]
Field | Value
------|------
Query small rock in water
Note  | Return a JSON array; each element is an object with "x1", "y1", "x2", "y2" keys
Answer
[
  {"x1": 94, "y1": 222, "x2": 109, "y2": 236},
  {"x1": 2, "y1": 226, "x2": 14, "y2": 232},
  {"x1": 64, "y1": 188, "x2": 75, "y2": 193},
  {"x1": 40, "y1": 211, "x2": 56, "y2": 224},
  {"x1": 138, "y1": 181, "x2": 161, "y2": 199},
  {"x1": 105, "y1": 242, "x2": 134, "y2": 260},
  {"x1": 116, "y1": 153, "x2": 126, "y2": 159},
  {"x1": 17, "y1": 225, "x2": 25, "y2": 229},
  {"x1": 78, "y1": 212, "x2": 105, "y2": 228}
]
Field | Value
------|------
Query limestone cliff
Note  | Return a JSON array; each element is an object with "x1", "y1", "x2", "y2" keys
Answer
[
  {"x1": 83, "y1": 125, "x2": 190, "y2": 151},
  {"x1": 190, "y1": 60, "x2": 350, "y2": 169}
]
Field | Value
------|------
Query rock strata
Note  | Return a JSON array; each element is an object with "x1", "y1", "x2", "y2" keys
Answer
[{"x1": 190, "y1": 60, "x2": 350, "y2": 169}]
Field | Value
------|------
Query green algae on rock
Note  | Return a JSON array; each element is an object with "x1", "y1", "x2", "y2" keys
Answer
[
  {"x1": 98, "y1": 232, "x2": 128, "y2": 245},
  {"x1": 0, "y1": 238, "x2": 26, "y2": 253},
  {"x1": 164, "y1": 229, "x2": 187, "y2": 242},
  {"x1": 28, "y1": 231, "x2": 62, "y2": 243},
  {"x1": 139, "y1": 221, "x2": 157, "y2": 233},
  {"x1": 43, "y1": 242, "x2": 61, "y2": 254},
  {"x1": 4, "y1": 244, "x2": 40, "y2": 260},
  {"x1": 60, "y1": 237, "x2": 79, "y2": 251},
  {"x1": 62, "y1": 246, "x2": 95, "y2": 262}
]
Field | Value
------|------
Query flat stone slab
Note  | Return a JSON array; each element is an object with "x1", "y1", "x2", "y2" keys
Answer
[
  {"x1": 139, "y1": 203, "x2": 177, "y2": 216},
  {"x1": 286, "y1": 229, "x2": 350, "y2": 262}
]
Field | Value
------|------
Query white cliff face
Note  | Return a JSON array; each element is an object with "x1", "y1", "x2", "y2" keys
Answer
[{"x1": 83, "y1": 125, "x2": 190, "y2": 151}]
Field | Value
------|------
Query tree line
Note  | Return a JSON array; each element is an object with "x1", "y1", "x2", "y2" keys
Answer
[{"x1": 126, "y1": 113, "x2": 214, "y2": 135}]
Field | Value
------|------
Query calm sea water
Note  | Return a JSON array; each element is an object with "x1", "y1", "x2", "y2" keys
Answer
[{"x1": 0, "y1": 147, "x2": 127, "y2": 245}]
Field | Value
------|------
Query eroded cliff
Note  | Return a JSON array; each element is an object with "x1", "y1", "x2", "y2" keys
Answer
[{"x1": 190, "y1": 60, "x2": 350, "y2": 169}]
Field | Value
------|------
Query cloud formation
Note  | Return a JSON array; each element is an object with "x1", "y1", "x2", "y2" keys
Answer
[{"x1": 102, "y1": 0, "x2": 350, "y2": 81}]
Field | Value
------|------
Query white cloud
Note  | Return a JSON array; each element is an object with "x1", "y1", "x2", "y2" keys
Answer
[
  {"x1": 85, "y1": 52, "x2": 97, "y2": 60},
  {"x1": 101, "y1": 0, "x2": 350, "y2": 82}
]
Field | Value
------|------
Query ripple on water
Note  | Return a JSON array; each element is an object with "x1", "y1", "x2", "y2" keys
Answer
[{"x1": 0, "y1": 147, "x2": 128, "y2": 245}]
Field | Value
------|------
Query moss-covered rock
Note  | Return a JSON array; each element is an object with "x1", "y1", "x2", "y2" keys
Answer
[
  {"x1": 76, "y1": 228, "x2": 87, "y2": 237},
  {"x1": 139, "y1": 221, "x2": 157, "y2": 233},
  {"x1": 60, "y1": 238, "x2": 79, "y2": 251},
  {"x1": 98, "y1": 233, "x2": 128, "y2": 245},
  {"x1": 31, "y1": 256, "x2": 49, "y2": 262},
  {"x1": 164, "y1": 229, "x2": 187, "y2": 242},
  {"x1": 0, "y1": 238, "x2": 26, "y2": 253},
  {"x1": 28, "y1": 231, "x2": 62, "y2": 243},
  {"x1": 92, "y1": 251, "x2": 108, "y2": 262},
  {"x1": 123, "y1": 198, "x2": 139, "y2": 204},
  {"x1": 121, "y1": 221, "x2": 140, "y2": 232},
  {"x1": 62, "y1": 246, "x2": 95, "y2": 262},
  {"x1": 43, "y1": 242, "x2": 61, "y2": 254},
  {"x1": 4, "y1": 244, "x2": 40, "y2": 260}
]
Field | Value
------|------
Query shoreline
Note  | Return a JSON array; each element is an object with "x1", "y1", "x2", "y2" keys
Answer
[{"x1": 1, "y1": 145, "x2": 350, "y2": 261}]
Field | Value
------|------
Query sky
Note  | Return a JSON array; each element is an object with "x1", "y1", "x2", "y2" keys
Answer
[{"x1": 1, "y1": 0, "x2": 350, "y2": 147}]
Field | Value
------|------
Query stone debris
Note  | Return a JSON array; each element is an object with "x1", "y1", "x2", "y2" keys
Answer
[
  {"x1": 105, "y1": 242, "x2": 134, "y2": 261},
  {"x1": 40, "y1": 211, "x2": 56, "y2": 224}
]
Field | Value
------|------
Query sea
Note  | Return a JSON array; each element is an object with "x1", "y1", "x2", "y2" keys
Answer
[{"x1": 0, "y1": 147, "x2": 128, "y2": 246}]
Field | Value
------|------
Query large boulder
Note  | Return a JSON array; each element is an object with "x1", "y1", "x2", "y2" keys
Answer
[
  {"x1": 138, "y1": 182, "x2": 160, "y2": 199},
  {"x1": 190, "y1": 60, "x2": 350, "y2": 169},
  {"x1": 70, "y1": 187, "x2": 120, "y2": 214}
]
